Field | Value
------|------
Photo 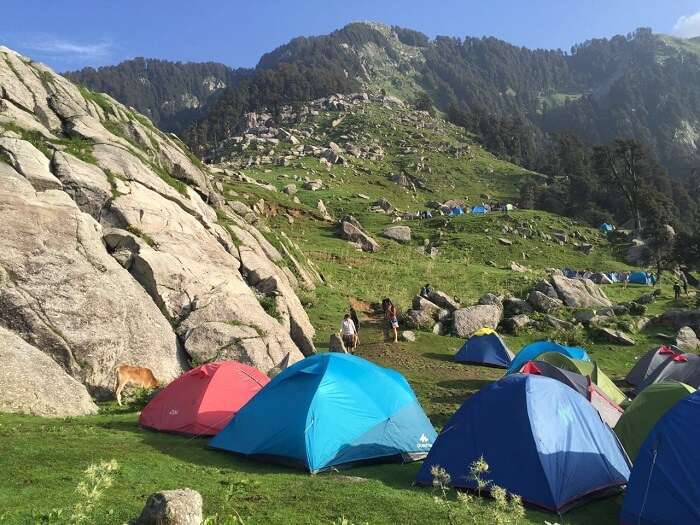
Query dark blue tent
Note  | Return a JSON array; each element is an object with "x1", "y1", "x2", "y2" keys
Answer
[
  {"x1": 455, "y1": 330, "x2": 514, "y2": 368},
  {"x1": 209, "y1": 353, "x2": 437, "y2": 473},
  {"x1": 416, "y1": 375, "x2": 630, "y2": 512},
  {"x1": 620, "y1": 390, "x2": 700, "y2": 524},
  {"x1": 449, "y1": 207, "x2": 464, "y2": 216},
  {"x1": 506, "y1": 341, "x2": 590, "y2": 375}
]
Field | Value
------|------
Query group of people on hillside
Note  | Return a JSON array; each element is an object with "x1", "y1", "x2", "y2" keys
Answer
[{"x1": 340, "y1": 298, "x2": 402, "y2": 351}]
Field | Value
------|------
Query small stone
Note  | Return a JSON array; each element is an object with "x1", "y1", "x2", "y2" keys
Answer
[
  {"x1": 401, "y1": 330, "x2": 416, "y2": 342},
  {"x1": 134, "y1": 488, "x2": 203, "y2": 525}
]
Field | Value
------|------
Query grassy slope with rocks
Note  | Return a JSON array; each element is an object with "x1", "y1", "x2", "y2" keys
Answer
[{"x1": 1, "y1": 95, "x2": 693, "y2": 525}]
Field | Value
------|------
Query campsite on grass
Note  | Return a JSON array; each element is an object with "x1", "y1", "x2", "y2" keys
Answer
[{"x1": 4, "y1": 4, "x2": 700, "y2": 524}]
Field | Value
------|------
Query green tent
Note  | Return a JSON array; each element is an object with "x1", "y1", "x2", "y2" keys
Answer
[
  {"x1": 538, "y1": 352, "x2": 628, "y2": 406},
  {"x1": 614, "y1": 380, "x2": 695, "y2": 462}
]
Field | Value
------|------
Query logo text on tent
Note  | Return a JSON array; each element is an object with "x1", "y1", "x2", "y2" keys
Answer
[
  {"x1": 168, "y1": 409, "x2": 179, "y2": 416},
  {"x1": 417, "y1": 433, "x2": 432, "y2": 449}
]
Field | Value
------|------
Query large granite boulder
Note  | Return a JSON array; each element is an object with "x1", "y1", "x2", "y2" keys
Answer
[
  {"x1": 452, "y1": 305, "x2": 502, "y2": 338},
  {"x1": 0, "y1": 46, "x2": 314, "y2": 397},
  {"x1": 0, "y1": 168, "x2": 185, "y2": 397},
  {"x1": 0, "y1": 326, "x2": 97, "y2": 417},
  {"x1": 551, "y1": 275, "x2": 612, "y2": 308}
]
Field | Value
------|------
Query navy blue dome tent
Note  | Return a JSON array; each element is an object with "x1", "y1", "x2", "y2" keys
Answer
[
  {"x1": 621, "y1": 390, "x2": 700, "y2": 525},
  {"x1": 416, "y1": 375, "x2": 630, "y2": 512},
  {"x1": 454, "y1": 329, "x2": 514, "y2": 368},
  {"x1": 209, "y1": 353, "x2": 437, "y2": 473}
]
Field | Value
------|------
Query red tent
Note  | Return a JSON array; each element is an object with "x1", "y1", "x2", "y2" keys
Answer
[{"x1": 139, "y1": 361, "x2": 269, "y2": 436}]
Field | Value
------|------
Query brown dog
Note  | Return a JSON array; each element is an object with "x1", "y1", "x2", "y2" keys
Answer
[{"x1": 115, "y1": 364, "x2": 159, "y2": 405}]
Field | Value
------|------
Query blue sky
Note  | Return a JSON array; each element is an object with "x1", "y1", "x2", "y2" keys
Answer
[{"x1": 3, "y1": 0, "x2": 700, "y2": 71}]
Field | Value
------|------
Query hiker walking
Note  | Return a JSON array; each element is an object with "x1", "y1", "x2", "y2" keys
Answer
[
  {"x1": 385, "y1": 299, "x2": 399, "y2": 343},
  {"x1": 674, "y1": 282, "x2": 682, "y2": 301},
  {"x1": 340, "y1": 313, "x2": 357, "y2": 353},
  {"x1": 349, "y1": 307, "x2": 360, "y2": 347},
  {"x1": 680, "y1": 272, "x2": 689, "y2": 295}
]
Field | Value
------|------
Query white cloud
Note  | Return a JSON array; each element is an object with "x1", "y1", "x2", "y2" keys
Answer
[
  {"x1": 673, "y1": 11, "x2": 700, "y2": 38},
  {"x1": 21, "y1": 35, "x2": 114, "y2": 62}
]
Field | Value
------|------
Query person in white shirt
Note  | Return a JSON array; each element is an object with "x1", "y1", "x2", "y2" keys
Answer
[{"x1": 340, "y1": 314, "x2": 357, "y2": 351}]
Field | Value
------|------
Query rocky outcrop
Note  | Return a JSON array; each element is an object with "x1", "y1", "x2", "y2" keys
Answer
[
  {"x1": 0, "y1": 46, "x2": 314, "y2": 404},
  {"x1": 452, "y1": 305, "x2": 502, "y2": 338},
  {"x1": 550, "y1": 275, "x2": 612, "y2": 308},
  {"x1": 0, "y1": 169, "x2": 185, "y2": 396},
  {"x1": 0, "y1": 326, "x2": 98, "y2": 417}
]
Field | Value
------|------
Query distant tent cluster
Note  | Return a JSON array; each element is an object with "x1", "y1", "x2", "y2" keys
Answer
[{"x1": 562, "y1": 268, "x2": 656, "y2": 286}]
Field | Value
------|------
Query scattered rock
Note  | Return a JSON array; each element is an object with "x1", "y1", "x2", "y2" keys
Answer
[
  {"x1": 502, "y1": 314, "x2": 531, "y2": 334},
  {"x1": 676, "y1": 326, "x2": 700, "y2": 351},
  {"x1": 543, "y1": 315, "x2": 575, "y2": 331},
  {"x1": 597, "y1": 327, "x2": 635, "y2": 346},
  {"x1": 401, "y1": 330, "x2": 416, "y2": 342},
  {"x1": 134, "y1": 488, "x2": 203, "y2": 525},
  {"x1": 337, "y1": 216, "x2": 379, "y2": 252},
  {"x1": 427, "y1": 290, "x2": 461, "y2": 311},
  {"x1": 498, "y1": 238, "x2": 512, "y2": 246},
  {"x1": 478, "y1": 293, "x2": 503, "y2": 308},
  {"x1": 383, "y1": 225, "x2": 411, "y2": 243},
  {"x1": 403, "y1": 309, "x2": 435, "y2": 330},
  {"x1": 504, "y1": 297, "x2": 534, "y2": 316},
  {"x1": 329, "y1": 333, "x2": 348, "y2": 353},
  {"x1": 283, "y1": 183, "x2": 297, "y2": 195},
  {"x1": 527, "y1": 291, "x2": 563, "y2": 313},
  {"x1": 551, "y1": 275, "x2": 612, "y2": 308},
  {"x1": 534, "y1": 280, "x2": 559, "y2": 299},
  {"x1": 452, "y1": 305, "x2": 502, "y2": 338},
  {"x1": 510, "y1": 261, "x2": 529, "y2": 273}
]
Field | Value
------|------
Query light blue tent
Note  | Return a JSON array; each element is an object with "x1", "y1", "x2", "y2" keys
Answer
[
  {"x1": 209, "y1": 353, "x2": 437, "y2": 473},
  {"x1": 600, "y1": 223, "x2": 615, "y2": 233},
  {"x1": 449, "y1": 207, "x2": 464, "y2": 216},
  {"x1": 506, "y1": 341, "x2": 590, "y2": 375},
  {"x1": 629, "y1": 272, "x2": 652, "y2": 285},
  {"x1": 455, "y1": 331, "x2": 514, "y2": 368},
  {"x1": 472, "y1": 204, "x2": 488, "y2": 215},
  {"x1": 621, "y1": 390, "x2": 700, "y2": 524},
  {"x1": 416, "y1": 375, "x2": 630, "y2": 512}
]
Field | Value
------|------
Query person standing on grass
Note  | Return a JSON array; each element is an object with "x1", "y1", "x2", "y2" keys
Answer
[
  {"x1": 340, "y1": 314, "x2": 357, "y2": 353},
  {"x1": 681, "y1": 272, "x2": 689, "y2": 295},
  {"x1": 385, "y1": 299, "x2": 399, "y2": 343},
  {"x1": 674, "y1": 282, "x2": 682, "y2": 302},
  {"x1": 350, "y1": 307, "x2": 360, "y2": 347}
]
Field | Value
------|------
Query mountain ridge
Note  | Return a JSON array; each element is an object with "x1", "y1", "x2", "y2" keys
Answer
[{"x1": 65, "y1": 22, "x2": 700, "y2": 182}]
